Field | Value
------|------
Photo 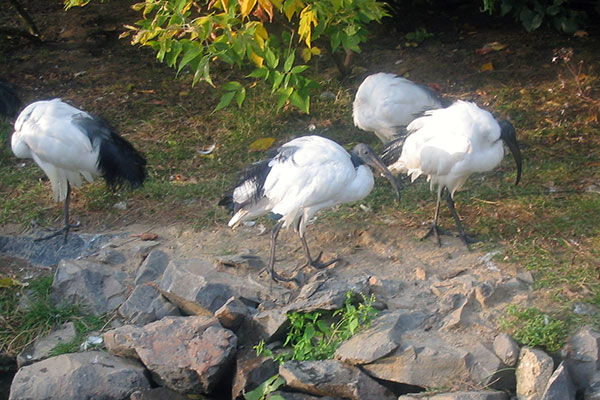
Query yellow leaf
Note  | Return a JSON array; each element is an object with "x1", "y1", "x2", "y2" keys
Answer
[
  {"x1": 0, "y1": 276, "x2": 24, "y2": 288},
  {"x1": 283, "y1": 0, "x2": 304, "y2": 21},
  {"x1": 254, "y1": 22, "x2": 268, "y2": 48},
  {"x1": 250, "y1": 137, "x2": 276, "y2": 151},
  {"x1": 241, "y1": 0, "x2": 258, "y2": 18},
  {"x1": 250, "y1": 50, "x2": 264, "y2": 67},
  {"x1": 257, "y1": 0, "x2": 274, "y2": 21},
  {"x1": 301, "y1": 47, "x2": 312, "y2": 62},
  {"x1": 481, "y1": 62, "x2": 494, "y2": 72},
  {"x1": 311, "y1": 46, "x2": 321, "y2": 56},
  {"x1": 298, "y1": 5, "x2": 317, "y2": 47}
]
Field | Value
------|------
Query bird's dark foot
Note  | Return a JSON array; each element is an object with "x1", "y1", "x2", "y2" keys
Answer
[
  {"x1": 458, "y1": 233, "x2": 479, "y2": 250},
  {"x1": 303, "y1": 251, "x2": 340, "y2": 270},
  {"x1": 34, "y1": 222, "x2": 81, "y2": 244},
  {"x1": 421, "y1": 224, "x2": 452, "y2": 247},
  {"x1": 270, "y1": 268, "x2": 300, "y2": 284}
]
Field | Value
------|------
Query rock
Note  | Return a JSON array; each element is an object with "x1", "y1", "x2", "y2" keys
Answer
[
  {"x1": 466, "y1": 342, "x2": 515, "y2": 390},
  {"x1": 398, "y1": 391, "x2": 508, "y2": 399},
  {"x1": 16, "y1": 322, "x2": 77, "y2": 368},
  {"x1": 362, "y1": 342, "x2": 470, "y2": 388},
  {"x1": 231, "y1": 355, "x2": 279, "y2": 399},
  {"x1": 119, "y1": 283, "x2": 181, "y2": 325},
  {"x1": 130, "y1": 387, "x2": 190, "y2": 400},
  {"x1": 9, "y1": 351, "x2": 150, "y2": 400},
  {"x1": 104, "y1": 316, "x2": 237, "y2": 394},
  {"x1": 585, "y1": 372, "x2": 600, "y2": 400},
  {"x1": 159, "y1": 258, "x2": 290, "y2": 316},
  {"x1": 214, "y1": 252, "x2": 264, "y2": 271},
  {"x1": 135, "y1": 249, "x2": 169, "y2": 285},
  {"x1": 96, "y1": 247, "x2": 127, "y2": 264},
  {"x1": 562, "y1": 327, "x2": 600, "y2": 390},
  {"x1": 493, "y1": 333, "x2": 520, "y2": 367},
  {"x1": 215, "y1": 296, "x2": 253, "y2": 331},
  {"x1": 335, "y1": 310, "x2": 409, "y2": 364},
  {"x1": 51, "y1": 258, "x2": 129, "y2": 315},
  {"x1": 132, "y1": 240, "x2": 160, "y2": 258},
  {"x1": 474, "y1": 282, "x2": 495, "y2": 308},
  {"x1": 540, "y1": 361, "x2": 575, "y2": 400},
  {"x1": 442, "y1": 290, "x2": 475, "y2": 330},
  {"x1": 272, "y1": 392, "x2": 342, "y2": 400},
  {"x1": 279, "y1": 359, "x2": 395, "y2": 400},
  {"x1": 515, "y1": 347, "x2": 554, "y2": 400}
]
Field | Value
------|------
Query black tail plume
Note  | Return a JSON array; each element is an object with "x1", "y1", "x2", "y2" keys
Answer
[{"x1": 0, "y1": 80, "x2": 21, "y2": 120}]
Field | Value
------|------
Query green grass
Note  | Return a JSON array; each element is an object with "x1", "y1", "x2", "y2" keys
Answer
[{"x1": 500, "y1": 305, "x2": 570, "y2": 352}]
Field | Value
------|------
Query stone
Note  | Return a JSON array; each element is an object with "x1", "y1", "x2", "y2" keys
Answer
[
  {"x1": 466, "y1": 342, "x2": 515, "y2": 390},
  {"x1": 118, "y1": 283, "x2": 181, "y2": 325},
  {"x1": 132, "y1": 240, "x2": 160, "y2": 258},
  {"x1": 362, "y1": 342, "x2": 470, "y2": 388},
  {"x1": 96, "y1": 247, "x2": 127, "y2": 264},
  {"x1": 231, "y1": 355, "x2": 279, "y2": 399},
  {"x1": 442, "y1": 290, "x2": 475, "y2": 330},
  {"x1": 130, "y1": 387, "x2": 190, "y2": 400},
  {"x1": 493, "y1": 333, "x2": 520, "y2": 367},
  {"x1": 279, "y1": 359, "x2": 395, "y2": 400},
  {"x1": 398, "y1": 392, "x2": 508, "y2": 399},
  {"x1": 540, "y1": 361, "x2": 576, "y2": 400},
  {"x1": 215, "y1": 296, "x2": 252, "y2": 331},
  {"x1": 135, "y1": 249, "x2": 169, "y2": 285},
  {"x1": 515, "y1": 347, "x2": 554, "y2": 400},
  {"x1": 16, "y1": 322, "x2": 77, "y2": 368},
  {"x1": 584, "y1": 372, "x2": 600, "y2": 400},
  {"x1": 562, "y1": 327, "x2": 600, "y2": 390},
  {"x1": 51, "y1": 258, "x2": 129, "y2": 315},
  {"x1": 474, "y1": 282, "x2": 495, "y2": 308},
  {"x1": 104, "y1": 316, "x2": 237, "y2": 394},
  {"x1": 9, "y1": 351, "x2": 150, "y2": 400}
]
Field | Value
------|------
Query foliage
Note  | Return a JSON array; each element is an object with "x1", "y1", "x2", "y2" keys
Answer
[
  {"x1": 244, "y1": 374, "x2": 285, "y2": 400},
  {"x1": 500, "y1": 305, "x2": 569, "y2": 352},
  {"x1": 404, "y1": 27, "x2": 433, "y2": 47},
  {"x1": 64, "y1": 0, "x2": 389, "y2": 113},
  {"x1": 255, "y1": 292, "x2": 378, "y2": 362},
  {"x1": 0, "y1": 275, "x2": 110, "y2": 355},
  {"x1": 481, "y1": 0, "x2": 590, "y2": 33}
]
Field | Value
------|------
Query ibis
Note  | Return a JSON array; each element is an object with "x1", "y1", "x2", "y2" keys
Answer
[
  {"x1": 383, "y1": 100, "x2": 522, "y2": 248},
  {"x1": 353, "y1": 72, "x2": 450, "y2": 144},
  {"x1": 11, "y1": 98, "x2": 147, "y2": 243},
  {"x1": 0, "y1": 80, "x2": 21, "y2": 120},
  {"x1": 220, "y1": 135, "x2": 401, "y2": 282}
]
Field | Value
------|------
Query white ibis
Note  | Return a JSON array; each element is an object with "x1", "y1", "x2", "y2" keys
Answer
[
  {"x1": 0, "y1": 80, "x2": 21, "y2": 120},
  {"x1": 11, "y1": 98, "x2": 147, "y2": 242},
  {"x1": 220, "y1": 135, "x2": 401, "y2": 282},
  {"x1": 353, "y1": 72, "x2": 450, "y2": 144},
  {"x1": 383, "y1": 100, "x2": 522, "y2": 248}
]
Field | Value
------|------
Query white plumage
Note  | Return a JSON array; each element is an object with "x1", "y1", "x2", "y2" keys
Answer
[
  {"x1": 353, "y1": 73, "x2": 449, "y2": 144},
  {"x1": 384, "y1": 100, "x2": 522, "y2": 247},
  {"x1": 221, "y1": 135, "x2": 401, "y2": 281},
  {"x1": 12, "y1": 99, "x2": 147, "y2": 242}
]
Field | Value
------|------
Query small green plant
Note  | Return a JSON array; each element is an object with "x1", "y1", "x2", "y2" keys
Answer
[
  {"x1": 255, "y1": 292, "x2": 378, "y2": 363},
  {"x1": 404, "y1": 27, "x2": 433, "y2": 47},
  {"x1": 244, "y1": 374, "x2": 285, "y2": 400},
  {"x1": 500, "y1": 304, "x2": 569, "y2": 352}
]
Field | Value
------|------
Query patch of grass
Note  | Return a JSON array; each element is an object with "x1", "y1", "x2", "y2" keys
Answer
[
  {"x1": 255, "y1": 292, "x2": 378, "y2": 363},
  {"x1": 500, "y1": 305, "x2": 569, "y2": 353},
  {"x1": 0, "y1": 276, "x2": 111, "y2": 356}
]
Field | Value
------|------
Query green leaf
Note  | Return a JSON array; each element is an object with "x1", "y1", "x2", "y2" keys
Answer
[
  {"x1": 265, "y1": 47, "x2": 279, "y2": 69},
  {"x1": 235, "y1": 87, "x2": 246, "y2": 107},
  {"x1": 276, "y1": 87, "x2": 293, "y2": 110},
  {"x1": 222, "y1": 81, "x2": 243, "y2": 91},
  {"x1": 272, "y1": 70, "x2": 284, "y2": 93},
  {"x1": 177, "y1": 43, "x2": 203, "y2": 72},
  {"x1": 214, "y1": 90, "x2": 236, "y2": 112},
  {"x1": 289, "y1": 90, "x2": 310, "y2": 113},
  {"x1": 283, "y1": 51, "x2": 295, "y2": 73}
]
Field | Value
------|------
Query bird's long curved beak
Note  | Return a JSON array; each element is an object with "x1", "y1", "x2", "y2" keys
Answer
[
  {"x1": 499, "y1": 120, "x2": 522, "y2": 185},
  {"x1": 365, "y1": 152, "x2": 403, "y2": 201}
]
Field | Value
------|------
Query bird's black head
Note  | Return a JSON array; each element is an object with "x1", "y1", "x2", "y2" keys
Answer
[
  {"x1": 498, "y1": 120, "x2": 522, "y2": 186},
  {"x1": 352, "y1": 143, "x2": 402, "y2": 200}
]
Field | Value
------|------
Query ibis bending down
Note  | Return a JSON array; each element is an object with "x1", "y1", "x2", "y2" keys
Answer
[
  {"x1": 353, "y1": 73, "x2": 450, "y2": 144},
  {"x1": 220, "y1": 135, "x2": 401, "y2": 282},
  {"x1": 0, "y1": 80, "x2": 21, "y2": 120},
  {"x1": 12, "y1": 99, "x2": 147, "y2": 243},
  {"x1": 383, "y1": 100, "x2": 522, "y2": 248}
]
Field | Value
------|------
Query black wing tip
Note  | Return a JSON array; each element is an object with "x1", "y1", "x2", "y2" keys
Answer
[
  {"x1": 0, "y1": 79, "x2": 22, "y2": 119},
  {"x1": 218, "y1": 195, "x2": 234, "y2": 213},
  {"x1": 98, "y1": 130, "x2": 147, "y2": 189}
]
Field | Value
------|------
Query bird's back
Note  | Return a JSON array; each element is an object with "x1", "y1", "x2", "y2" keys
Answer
[{"x1": 353, "y1": 73, "x2": 446, "y2": 143}]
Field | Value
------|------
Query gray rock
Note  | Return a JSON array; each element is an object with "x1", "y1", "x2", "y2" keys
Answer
[
  {"x1": 215, "y1": 296, "x2": 253, "y2": 331},
  {"x1": 493, "y1": 333, "x2": 520, "y2": 367},
  {"x1": 159, "y1": 258, "x2": 290, "y2": 316},
  {"x1": 231, "y1": 355, "x2": 279, "y2": 399},
  {"x1": 130, "y1": 387, "x2": 190, "y2": 400},
  {"x1": 362, "y1": 342, "x2": 470, "y2": 388},
  {"x1": 516, "y1": 347, "x2": 554, "y2": 400},
  {"x1": 135, "y1": 249, "x2": 169, "y2": 285},
  {"x1": 540, "y1": 361, "x2": 576, "y2": 400},
  {"x1": 585, "y1": 372, "x2": 600, "y2": 400},
  {"x1": 562, "y1": 327, "x2": 600, "y2": 390},
  {"x1": 132, "y1": 240, "x2": 160, "y2": 258},
  {"x1": 119, "y1": 283, "x2": 181, "y2": 325},
  {"x1": 9, "y1": 351, "x2": 150, "y2": 400},
  {"x1": 279, "y1": 359, "x2": 395, "y2": 400},
  {"x1": 51, "y1": 258, "x2": 129, "y2": 315},
  {"x1": 398, "y1": 392, "x2": 508, "y2": 399},
  {"x1": 104, "y1": 316, "x2": 237, "y2": 394},
  {"x1": 96, "y1": 248, "x2": 127, "y2": 264},
  {"x1": 466, "y1": 342, "x2": 515, "y2": 390},
  {"x1": 16, "y1": 322, "x2": 77, "y2": 368}
]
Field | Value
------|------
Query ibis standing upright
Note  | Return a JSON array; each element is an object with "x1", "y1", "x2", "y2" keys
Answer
[
  {"x1": 383, "y1": 100, "x2": 522, "y2": 248},
  {"x1": 12, "y1": 98, "x2": 147, "y2": 242},
  {"x1": 353, "y1": 73, "x2": 450, "y2": 144},
  {"x1": 220, "y1": 135, "x2": 401, "y2": 282}
]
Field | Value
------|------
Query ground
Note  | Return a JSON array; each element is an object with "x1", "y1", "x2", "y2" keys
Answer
[{"x1": 1, "y1": 0, "x2": 599, "y2": 343}]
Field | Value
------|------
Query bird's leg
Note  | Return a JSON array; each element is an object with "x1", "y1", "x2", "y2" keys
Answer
[
  {"x1": 34, "y1": 183, "x2": 79, "y2": 244},
  {"x1": 268, "y1": 221, "x2": 297, "y2": 283},
  {"x1": 445, "y1": 190, "x2": 478, "y2": 249},
  {"x1": 297, "y1": 216, "x2": 340, "y2": 269},
  {"x1": 422, "y1": 187, "x2": 445, "y2": 246}
]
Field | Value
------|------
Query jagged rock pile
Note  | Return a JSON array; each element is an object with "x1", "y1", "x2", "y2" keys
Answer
[{"x1": 5, "y1": 232, "x2": 600, "y2": 400}]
